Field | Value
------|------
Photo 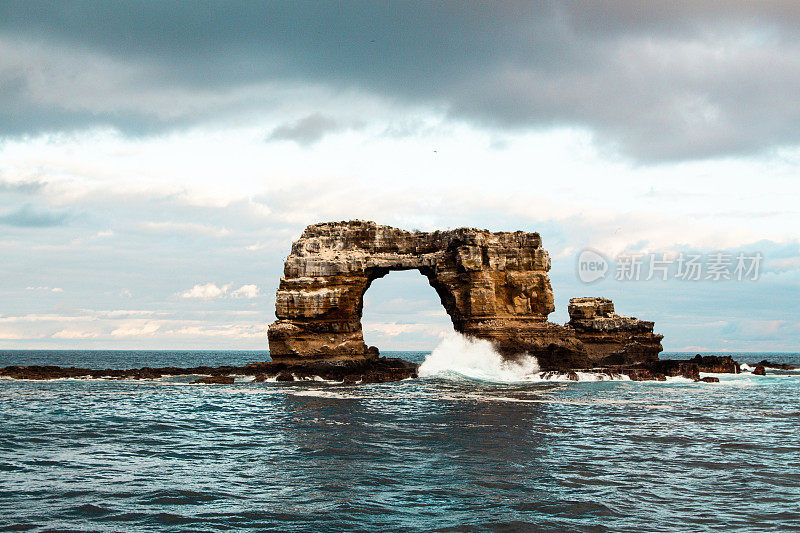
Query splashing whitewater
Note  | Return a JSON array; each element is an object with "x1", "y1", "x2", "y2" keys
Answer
[{"x1": 418, "y1": 333, "x2": 540, "y2": 382}]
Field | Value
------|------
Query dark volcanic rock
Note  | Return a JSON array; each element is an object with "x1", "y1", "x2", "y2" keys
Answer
[
  {"x1": 625, "y1": 368, "x2": 667, "y2": 381},
  {"x1": 689, "y1": 354, "x2": 739, "y2": 374},
  {"x1": 623, "y1": 360, "x2": 699, "y2": 381},
  {"x1": 192, "y1": 375, "x2": 234, "y2": 384},
  {"x1": 0, "y1": 356, "x2": 418, "y2": 385},
  {"x1": 3, "y1": 356, "x2": 735, "y2": 384},
  {"x1": 617, "y1": 354, "x2": 744, "y2": 382},
  {"x1": 755, "y1": 360, "x2": 796, "y2": 370},
  {"x1": 752, "y1": 364, "x2": 766, "y2": 376}
]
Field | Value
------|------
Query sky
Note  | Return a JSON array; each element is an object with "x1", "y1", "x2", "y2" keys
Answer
[{"x1": 1, "y1": 1, "x2": 798, "y2": 352}]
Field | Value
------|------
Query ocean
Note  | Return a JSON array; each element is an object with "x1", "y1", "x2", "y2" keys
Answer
[{"x1": 1, "y1": 349, "x2": 799, "y2": 532}]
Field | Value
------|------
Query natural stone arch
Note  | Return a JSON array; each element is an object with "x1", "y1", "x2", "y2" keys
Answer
[
  {"x1": 268, "y1": 220, "x2": 557, "y2": 360},
  {"x1": 267, "y1": 220, "x2": 663, "y2": 370}
]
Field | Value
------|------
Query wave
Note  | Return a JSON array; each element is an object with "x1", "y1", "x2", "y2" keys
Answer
[{"x1": 418, "y1": 333, "x2": 540, "y2": 383}]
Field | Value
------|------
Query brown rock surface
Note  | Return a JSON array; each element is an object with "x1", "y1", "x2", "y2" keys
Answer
[
  {"x1": 755, "y1": 360, "x2": 796, "y2": 370},
  {"x1": 688, "y1": 354, "x2": 739, "y2": 374},
  {"x1": 567, "y1": 297, "x2": 664, "y2": 366},
  {"x1": 268, "y1": 221, "x2": 664, "y2": 370}
]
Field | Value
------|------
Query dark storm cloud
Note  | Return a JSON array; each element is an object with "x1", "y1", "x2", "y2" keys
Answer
[{"x1": 3, "y1": 0, "x2": 800, "y2": 160}]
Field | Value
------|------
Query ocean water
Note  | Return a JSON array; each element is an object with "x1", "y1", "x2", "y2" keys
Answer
[{"x1": 1, "y1": 348, "x2": 799, "y2": 532}]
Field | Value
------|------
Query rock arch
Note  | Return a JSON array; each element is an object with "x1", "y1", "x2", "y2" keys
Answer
[{"x1": 268, "y1": 220, "x2": 663, "y2": 370}]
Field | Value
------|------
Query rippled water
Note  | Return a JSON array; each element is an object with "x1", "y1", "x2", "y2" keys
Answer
[{"x1": 1, "y1": 351, "x2": 799, "y2": 532}]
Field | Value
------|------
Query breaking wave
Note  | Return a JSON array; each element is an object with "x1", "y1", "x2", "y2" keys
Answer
[
  {"x1": 418, "y1": 333, "x2": 540, "y2": 382},
  {"x1": 418, "y1": 333, "x2": 638, "y2": 383}
]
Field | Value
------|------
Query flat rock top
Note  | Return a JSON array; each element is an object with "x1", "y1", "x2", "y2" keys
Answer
[
  {"x1": 293, "y1": 220, "x2": 543, "y2": 256},
  {"x1": 568, "y1": 297, "x2": 615, "y2": 319}
]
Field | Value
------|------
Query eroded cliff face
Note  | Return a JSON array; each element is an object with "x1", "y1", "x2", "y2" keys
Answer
[
  {"x1": 267, "y1": 221, "x2": 662, "y2": 370},
  {"x1": 567, "y1": 297, "x2": 663, "y2": 365}
]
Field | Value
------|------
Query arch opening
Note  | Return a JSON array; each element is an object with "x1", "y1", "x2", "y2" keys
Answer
[{"x1": 360, "y1": 269, "x2": 456, "y2": 355}]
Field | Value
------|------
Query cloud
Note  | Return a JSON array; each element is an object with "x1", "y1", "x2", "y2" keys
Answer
[
  {"x1": 0, "y1": 179, "x2": 46, "y2": 193},
  {"x1": 164, "y1": 324, "x2": 264, "y2": 338},
  {"x1": 110, "y1": 321, "x2": 160, "y2": 337},
  {"x1": 25, "y1": 286, "x2": 63, "y2": 292},
  {"x1": 179, "y1": 283, "x2": 260, "y2": 299},
  {"x1": 364, "y1": 322, "x2": 450, "y2": 338},
  {"x1": 0, "y1": 328, "x2": 27, "y2": 340},
  {"x1": 230, "y1": 285, "x2": 260, "y2": 299},
  {"x1": 52, "y1": 329, "x2": 98, "y2": 339},
  {"x1": 0, "y1": 204, "x2": 69, "y2": 227},
  {"x1": 180, "y1": 283, "x2": 231, "y2": 299},
  {"x1": 267, "y1": 114, "x2": 344, "y2": 145},
  {"x1": 4, "y1": 2, "x2": 800, "y2": 160},
  {"x1": 0, "y1": 111, "x2": 798, "y2": 351},
  {"x1": 141, "y1": 221, "x2": 230, "y2": 237}
]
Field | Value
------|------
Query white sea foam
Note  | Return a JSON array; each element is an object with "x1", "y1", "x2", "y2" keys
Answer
[
  {"x1": 533, "y1": 371, "x2": 631, "y2": 382},
  {"x1": 664, "y1": 375, "x2": 696, "y2": 383},
  {"x1": 417, "y1": 333, "x2": 641, "y2": 383},
  {"x1": 291, "y1": 390, "x2": 357, "y2": 399},
  {"x1": 418, "y1": 333, "x2": 540, "y2": 382}
]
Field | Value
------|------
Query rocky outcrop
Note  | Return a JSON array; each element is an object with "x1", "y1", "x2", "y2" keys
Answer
[
  {"x1": 687, "y1": 354, "x2": 739, "y2": 374},
  {"x1": 267, "y1": 221, "x2": 664, "y2": 370},
  {"x1": 2, "y1": 355, "x2": 743, "y2": 384},
  {"x1": 567, "y1": 297, "x2": 663, "y2": 366},
  {"x1": 192, "y1": 375, "x2": 235, "y2": 384},
  {"x1": 753, "y1": 359, "x2": 796, "y2": 370},
  {"x1": 0, "y1": 357, "x2": 418, "y2": 383},
  {"x1": 268, "y1": 221, "x2": 569, "y2": 364},
  {"x1": 614, "y1": 354, "x2": 743, "y2": 382}
]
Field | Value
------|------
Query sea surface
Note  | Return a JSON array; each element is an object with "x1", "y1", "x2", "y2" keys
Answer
[{"x1": 1, "y1": 349, "x2": 799, "y2": 532}]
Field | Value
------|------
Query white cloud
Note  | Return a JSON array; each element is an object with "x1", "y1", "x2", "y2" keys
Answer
[
  {"x1": 180, "y1": 283, "x2": 231, "y2": 299},
  {"x1": 98, "y1": 310, "x2": 156, "y2": 318},
  {"x1": 180, "y1": 283, "x2": 260, "y2": 299},
  {"x1": 0, "y1": 314, "x2": 82, "y2": 323},
  {"x1": 230, "y1": 284, "x2": 260, "y2": 299},
  {"x1": 141, "y1": 221, "x2": 231, "y2": 237},
  {"x1": 25, "y1": 286, "x2": 63, "y2": 292},
  {"x1": 0, "y1": 328, "x2": 24, "y2": 340},
  {"x1": 165, "y1": 324, "x2": 263, "y2": 338},
  {"x1": 364, "y1": 322, "x2": 451, "y2": 338},
  {"x1": 110, "y1": 322, "x2": 161, "y2": 337},
  {"x1": 52, "y1": 329, "x2": 99, "y2": 339}
]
